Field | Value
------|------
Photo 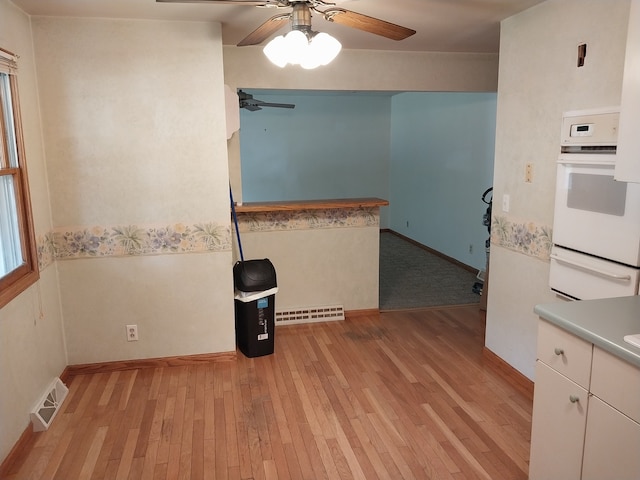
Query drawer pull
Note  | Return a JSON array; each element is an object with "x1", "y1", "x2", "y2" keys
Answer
[
  {"x1": 569, "y1": 395, "x2": 580, "y2": 403},
  {"x1": 554, "y1": 347, "x2": 564, "y2": 356}
]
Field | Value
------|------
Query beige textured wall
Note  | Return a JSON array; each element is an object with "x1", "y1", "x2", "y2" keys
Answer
[
  {"x1": 486, "y1": 0, "x2": 631, "y2": 380},
  {"x1": 224, "y1": 46, "x2": 499, "y2": 92},
  {"x1": 238, "y1": 226, "x2": 381, "y2": 312},
  {"x1": 0, "y1": 0, "x2": 67, "y2": 464},
  {"x1": 35, "y1": 18, "x2": 231, "y2": 226},
  {"x1": 31, "y1": 18, "x2": 236, "y2": 364},
  {"x1": 58, "y1": 254, "x2": 235, "y2": 364}
]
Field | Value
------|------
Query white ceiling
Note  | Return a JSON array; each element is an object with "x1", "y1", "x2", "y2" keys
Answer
[{"x1": 10, "y1": 0, "x2": 546, "y2": 53}]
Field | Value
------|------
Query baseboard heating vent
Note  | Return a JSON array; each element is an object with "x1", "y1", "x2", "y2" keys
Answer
[
  {"x1": 30, "y1": 378, "x2": 69, "y2": 432},
  {"x1": 276, "y1": 305, "x2": 345, "y2": 325}
]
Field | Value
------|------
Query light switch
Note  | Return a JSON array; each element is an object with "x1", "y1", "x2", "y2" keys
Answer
[{"x1": 502, "y1": 194, "x2": 510, "y2": 212}]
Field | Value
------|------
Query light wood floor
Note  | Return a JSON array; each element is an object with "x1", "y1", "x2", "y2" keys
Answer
[{"x1": 5, "y1": 306, "x2": 532, "y2": 479}]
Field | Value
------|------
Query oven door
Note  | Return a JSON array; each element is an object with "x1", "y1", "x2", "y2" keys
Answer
[
  {"x1": 553, "y1": 154, "x2": 640, "y2": 267},
  {"x1": 550, "y1": 246, "x2": 640, "y2": 300}
]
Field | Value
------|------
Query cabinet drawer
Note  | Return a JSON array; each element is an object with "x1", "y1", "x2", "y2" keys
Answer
[
  {"x1": 537, "y1": 320, "x2": 593, "y2": 388},
  {"x1": 582, "y1": 396, "x2": 640, "y2": 480},
  {"x1": 590, "y1": 346, "x2": 640, "y2": 423}
]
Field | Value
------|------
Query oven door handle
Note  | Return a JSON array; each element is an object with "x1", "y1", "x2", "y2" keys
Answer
[
  {"x1": 557, "y1": 157, "x2": 616, "y2": 168},
  {"x1": 550, "y1": 254, "x2": 632, "y2": 281},
  {"x1": 557, "y1": 159, "x2": 616, "y2": 167}
]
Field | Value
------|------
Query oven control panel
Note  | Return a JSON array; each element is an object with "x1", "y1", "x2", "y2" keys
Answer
[{"x1": 561, "y1": 107, "x2": 619, "y2": 146}]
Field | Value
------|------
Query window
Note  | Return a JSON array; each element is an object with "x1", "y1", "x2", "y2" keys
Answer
[{"x1": 0, "y1": 48, "x2": 38, "y2": 308}]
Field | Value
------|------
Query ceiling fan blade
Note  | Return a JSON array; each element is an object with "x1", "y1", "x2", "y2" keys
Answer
[
  {"x1": 322, "y1": 8, "x2": 416, "y2": 41},
  {"x1": 256, "y1": 102, "x2": 295, "y2": 109},
  {"x1": 238, "y1": 90, "x2": 295, "y2": 109},
  {"x1": 156, "y1": 0, "x2": 273, "y2": 5},
  {"x1": 237, "y1": 13, "x2": 291, "y2": 46},
  {"x1": 243, "y1": 104, "x2": 263, "y2": 111},
  {"x1": 240, "y1": 99, "x2": 295, "y2": 110}
]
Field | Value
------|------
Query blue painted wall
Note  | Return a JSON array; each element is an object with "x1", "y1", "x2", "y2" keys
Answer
[
  {"x1": 239, "y1": 91, "x2": 391, "y2": 225},
  {"x1": 389, "y1": 92, "x2": 496, "y2": 270},
  {"x1": 240, "y1": 90, "x2": 496, "y2": 270}
]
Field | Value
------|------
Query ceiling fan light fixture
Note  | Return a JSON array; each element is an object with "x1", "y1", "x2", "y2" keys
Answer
[
  {"x1": 284, "y1": 29, "x2": 309, "y2": 64},
  {"x1": 306, "y1": 31, "x2": 342, "y2": 67},
  {"x1": 263, "y1": 34, "x2": 289, "y2": 67},
  {"x1": 263, "y1": 29, "x2": 341, "y2": 69}
]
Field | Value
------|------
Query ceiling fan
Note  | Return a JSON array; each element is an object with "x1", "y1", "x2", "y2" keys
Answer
[
  {"x1": 238, "y1": 90, "x2": 295, "y2": 111},
  {"x1": 155, "y1": 0, "x2": 416, "y2": 47}
]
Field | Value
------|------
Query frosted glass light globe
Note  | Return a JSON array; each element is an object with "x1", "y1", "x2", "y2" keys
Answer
[
  {"x1": 263, "y1": 30, "x2": 342, "y2": 69},
  {"x1": 263, "y1": 35, "x2": 288, "y2": 68}
]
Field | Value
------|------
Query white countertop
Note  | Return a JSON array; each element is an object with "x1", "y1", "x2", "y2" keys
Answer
[{"x1": 534, "y1": 295, "x2": 640, "y2": 368}]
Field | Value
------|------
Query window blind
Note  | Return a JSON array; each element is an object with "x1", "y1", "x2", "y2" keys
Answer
[{"x1": 0, "y1": 48, "x2": 18, "y2": 75}]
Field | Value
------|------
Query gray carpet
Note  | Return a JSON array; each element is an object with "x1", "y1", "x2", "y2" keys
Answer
[{"x1": 379, "y1": 232, "x2": 481, "y2": 310}]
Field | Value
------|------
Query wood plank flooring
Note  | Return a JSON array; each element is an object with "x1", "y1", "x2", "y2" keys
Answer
[{"x1": 5, "y1": 306, "x2": 532, "y2": 479}]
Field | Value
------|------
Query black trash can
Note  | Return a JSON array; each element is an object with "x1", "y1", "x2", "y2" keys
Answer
[{"x1": 233, "y1": 259, "x2": 278, "y2": 358}]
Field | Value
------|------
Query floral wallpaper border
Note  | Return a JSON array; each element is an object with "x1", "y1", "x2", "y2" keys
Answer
[
  {"x1": 36, "y1": 208, "x2": 380, "y2": 271},
  {"x1": 236, "y1": 207, "x2": 380, "y2": 233},
  {"x1": 491, "y1": 215, "x2": 553, "y2": 260},
  {"x1": 37, "y1": 222, "x2": 231, "y2": 271}
]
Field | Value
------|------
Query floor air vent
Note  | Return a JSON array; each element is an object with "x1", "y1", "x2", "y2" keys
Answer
[
  {"x1": 30, "y1": 378, "x2": 69, "y2": 432},
  {"x1": 276, "y1": 305, "x2": 345, "y2": 325}
]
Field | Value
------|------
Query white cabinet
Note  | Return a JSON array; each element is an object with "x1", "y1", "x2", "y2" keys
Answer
[
  {"x1": 583, "y1": 346, "x2": 640, "y2": 480},
  {"x1": 529, "y1": 321, "x2": 592, "y2": 480},
  {"x1": 582, "y1": 396, "x2": 640, "y2": 480},
  {"x1": 616, "y1": 0, "x2": 640, "y2": 183},
  {"x1": 590, "y1": 346, "x2": 640, "y2": 424},
  {"x1": 529, "y1": 320, "x2": 640, "y2": 479},
  {"x1": 529, "y1": 362, "x2": 587, "y2": 480}
]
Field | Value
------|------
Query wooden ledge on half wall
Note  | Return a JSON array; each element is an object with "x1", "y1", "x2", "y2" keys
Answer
[{"x1": 233, "y1": 197, "x2": 389, "y2": 214}]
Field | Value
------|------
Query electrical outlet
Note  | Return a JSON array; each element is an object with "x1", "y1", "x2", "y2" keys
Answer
[
  {"x1": 469, "y1": 244, "x2": 473, "y2": 254},
  {"x1": 525, "y1": 163, "x2": 533, "y2": 183},
  {"x1": 126, "y1": 324, "x2": 138, "y2": 342}
]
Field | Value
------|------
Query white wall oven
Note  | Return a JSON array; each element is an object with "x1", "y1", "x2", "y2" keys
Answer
[{"x1": 549, "y1": 107, "x2": 640, "y2": 300}]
